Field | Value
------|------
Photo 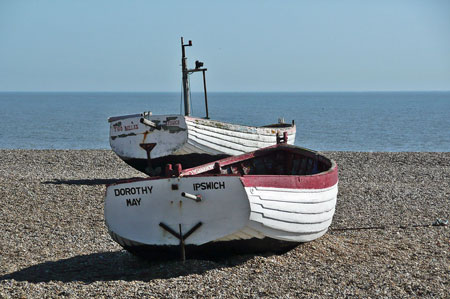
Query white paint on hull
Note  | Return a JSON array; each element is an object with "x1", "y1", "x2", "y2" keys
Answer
[
  {"x1": 176, "y1": 137, "x2": 224, "y2": 155},
  {"x1": 186, "y1": 119, "x2": 294, "y2": 145},
  {"x1": 244, "y1": 183, "x2": 338, "y2": 242},
  {"x1": 246, "y1": 222, "x2": 329, "y2": 242},
  {"x1": 109, "y1": 114, "x2": 188, "y2": 160},
  {"x1": 185, "y1": 117, "x2": 296, "y2": 156},
  {"x1": 105, "y1": 176, "x2": 250, "y2": 246}
]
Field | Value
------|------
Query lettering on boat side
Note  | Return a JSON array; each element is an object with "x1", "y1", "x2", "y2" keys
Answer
[
  {"x1": 113, "y1": 186, "x2": 153, "y2": 207},
  {"x1": 113, "y1": 122, "x2": 139, "y2": 133},
  {"x1": 114, "y1": 186, "x2": 153, "y2": 196},
  {"x1": 193, "y1": 181, "x2": 225, "y2": 191},
  {"x1": 112, "y1": 122, "x2": 123, "y2": 132},
  {"x1": 124, "y1": 124, "x2": 138, "y2": 131},
  {"x1": 126, "y1": 198, "x2": 141, "y2": 206},
  {"x1": 166, "y1": 119, "x2": 180, "y2": 126}
]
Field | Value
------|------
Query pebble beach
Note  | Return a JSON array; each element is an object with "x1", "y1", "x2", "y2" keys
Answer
[{"x1": 0, "y1": 150, "x2": 448, "y2": 298}]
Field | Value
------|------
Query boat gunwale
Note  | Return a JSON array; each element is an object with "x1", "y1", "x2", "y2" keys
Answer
[
  {"x1": 108, "y1": 113, "x2": 295, "y2": 131},
  {"x1": 185, "y1": 116, "x2": 296, "y2": 133}
]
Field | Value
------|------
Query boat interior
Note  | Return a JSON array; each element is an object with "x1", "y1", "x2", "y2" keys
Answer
[
  {"x1": 261, "y1": 120, "x2": 295, "y2": 128},
  {"x1": 173, "y1": 144, "x2": 334, "y2": 178},
  {"x1": 211, "y1": 147, "x2": 333, "y2": 176}
]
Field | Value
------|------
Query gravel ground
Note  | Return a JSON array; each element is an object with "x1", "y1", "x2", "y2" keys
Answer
[{"x1": 0, "y1": 150, "x2": 448, "y2": 298}]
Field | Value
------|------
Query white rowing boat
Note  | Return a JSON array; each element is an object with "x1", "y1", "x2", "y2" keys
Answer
[{"x1": 105, "y1": 135, "x2": 338, "y2": 259}]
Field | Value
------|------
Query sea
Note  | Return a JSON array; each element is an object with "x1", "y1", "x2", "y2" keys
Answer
[{"x1": 0, "y1": 91, "x2": 449, "y2": 152}]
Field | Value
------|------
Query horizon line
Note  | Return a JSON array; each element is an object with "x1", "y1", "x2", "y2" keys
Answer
[{"x1": 1, "y1": 90, "x2": 450, "y2": 93}]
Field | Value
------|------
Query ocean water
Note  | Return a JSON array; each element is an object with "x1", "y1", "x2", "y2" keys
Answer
[{"x1": 0, "y1": 91, "x2": 449, "y2": 152}]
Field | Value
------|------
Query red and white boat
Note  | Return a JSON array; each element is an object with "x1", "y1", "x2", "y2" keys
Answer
[
  {"x1": 108, "y1": 38, "x2": 296, "y2": 176},
  {"x1": 104, "y1": 134, "x2": 338, "y2": 259}
]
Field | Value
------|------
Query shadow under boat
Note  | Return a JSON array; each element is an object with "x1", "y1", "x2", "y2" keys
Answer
[
  {"x1": 0, "y1": 246, "x2": 298, "y2": 283},
  {"x1": 42, "y1": 178, "x2": 141, "y2": 186},
  {"x1": 121, "y1": 237, "x2": 299, "y2": 261}
]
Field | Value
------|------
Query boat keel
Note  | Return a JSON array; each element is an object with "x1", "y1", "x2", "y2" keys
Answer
[
  {"x1": 159, "y1": 222, "x2": 203, "y2": 261},
  {"x1": 115, "y1": 235, "x2": 300, "y2": 261}
]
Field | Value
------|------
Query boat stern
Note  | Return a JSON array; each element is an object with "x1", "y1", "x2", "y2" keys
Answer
[
  {"x1": 104, "y1": 176, "x2": 251, "y2": 248},
  {"x1": 109, "y1": 114, "x2": 189, "y2": 169}
]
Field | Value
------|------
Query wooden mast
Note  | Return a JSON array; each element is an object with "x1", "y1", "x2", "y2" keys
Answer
[
  {"x1": 181, "y1": 37, "x2": 192, "y2": 116},
  {"x1": 181, "y1": 37, "x2": 209, "y2": 118}
]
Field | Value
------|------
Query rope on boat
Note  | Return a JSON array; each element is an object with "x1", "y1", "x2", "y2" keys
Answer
[
  {"x1": 188, "y1": 76, "x2": 193, "y2": 115},
  {"x1": 180, "y1": 80, "x2": 183, "y2": 114},
  {"x1": 331, "y1": 219, "x2": 448, "y2": 232}
]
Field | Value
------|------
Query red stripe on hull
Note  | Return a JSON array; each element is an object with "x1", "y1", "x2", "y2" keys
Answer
[{"x1": 240, "y1": 165, "x2": 338, "y2": 189}]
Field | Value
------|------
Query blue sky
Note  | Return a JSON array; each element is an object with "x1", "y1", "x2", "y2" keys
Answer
[{"x1": 1, "y1": 0, "x2": 449, "y2": 92}]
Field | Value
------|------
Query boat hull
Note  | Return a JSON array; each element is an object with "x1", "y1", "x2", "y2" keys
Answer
[
  {"x1": 105, "y1": 168, "x2": 338, "y2": 258},
  {"x1": 109, "y1": 114, "x2": 296, "y2": 175}
]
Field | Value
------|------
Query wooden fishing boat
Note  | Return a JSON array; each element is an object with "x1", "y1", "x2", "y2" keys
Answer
[
  {"x1": 108, "y1": 38, "x2": 296, "y2": 176},
  {"x1": 104, "y1": 134, "x2": 338, "y2": 260}
]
